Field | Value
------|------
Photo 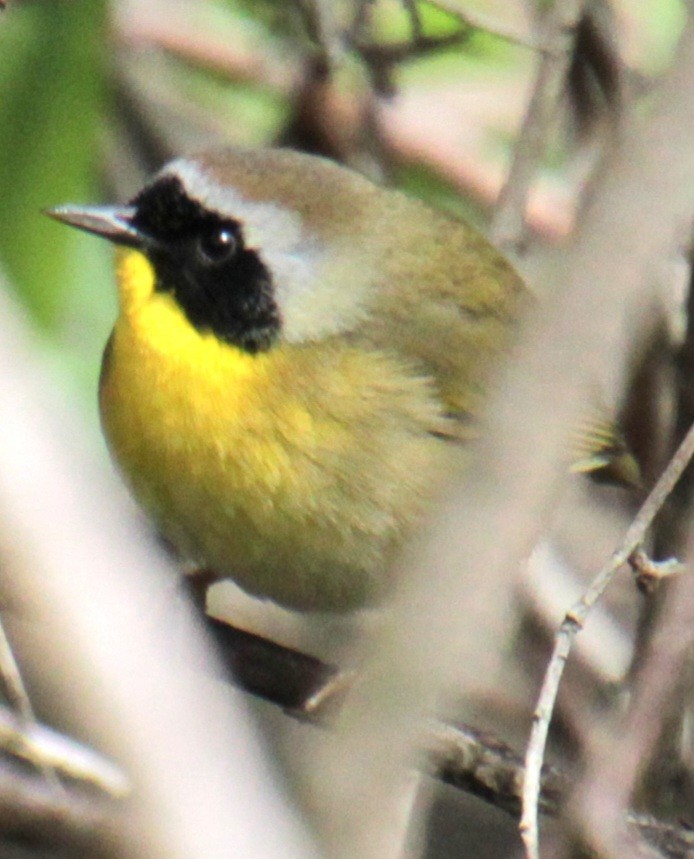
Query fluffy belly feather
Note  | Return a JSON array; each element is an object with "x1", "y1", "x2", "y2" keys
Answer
[{"x1": 99, "y1": 294, "x2": 447, "y2": 611}]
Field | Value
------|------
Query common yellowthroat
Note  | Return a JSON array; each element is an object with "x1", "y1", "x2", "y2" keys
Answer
[{"x1": 48, "y1": 147, "x2": 530, "y2": 611}]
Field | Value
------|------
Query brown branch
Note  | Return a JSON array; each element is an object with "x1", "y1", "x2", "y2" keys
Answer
[
  {"x1": 424, "y1": 720, "x2": 694, "y2": 858},
  {"x1": 115, "y1": 3, "x2": 577, "y2": 240},
  {"x1": 0, "y1": 617, "x2": 36, "y2": 724},
  {"x1": 291, "y1": 0, "x2": 345, "y2": 69},
  {"x1": 205, "y1": 616, "x2": 341, "y2": 715},
  {"x1": 425, "y1": 721, "x2": 566, "y2": 818},
  {"x1": 490, "y1": 0, "x2": 589, "y2": 253},
  {"x1": 355, "y1": 30, "x2": 471, "y2": 68},
  {"x1": 566, "y1": 2, "x2": 625, "y2": 136},
  {"x1": 401, "y1": 0, "x2": 423, "y2": 42},
  {"x1": 429, "y1": 720, "x2": 694, "y2": 859},
  {"x1": 206, "y1": 613, "x2": 694, "y2": 859},
  {"x1": 659, "y1": 245, "x2": 694, "y2": 552}
]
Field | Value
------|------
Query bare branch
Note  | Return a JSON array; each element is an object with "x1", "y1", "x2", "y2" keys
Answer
[
  {"x1": 0, "y1": 614, "x2": 38, "y2": 722},
  {"x1": 0, "y1": 704, "x2": 129, "y2": 798},
  {"x1": 428, "y1": 720, "x2": 694, "y2": 859},
  {"x1": 292, "y1": 0, "x2": 345, "y2": 68},
  {"x1": 205, "y1": 616, "x2": 341, "y2": 715},
  {"x1": 573, "y1": 536, "x2": 694, "y2": 857},
  {"x1": 428, "y1": 1, "x2": 541, "y2": 50},
  {"x1": 522, "y1": 418, "x2": 694, "y2": 859},
  {"x1": 0, "y1": 613, "x2": 67, "y2": 792},
  {"x1": 426, "y1": 721, "x2": 566, "y2": 818},
  {"x1": 354, "y1": 30, "x2": 470, "y2": 68},
  {"x1": 207, "y1": 612, "x2": 694, "y2": 859},
  {"x1": 491, "y1": 0, "x2": 589, "y2": 253}
]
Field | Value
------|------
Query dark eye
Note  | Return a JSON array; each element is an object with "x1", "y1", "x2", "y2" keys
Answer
[{"x1": 197, "y1": 226, "x2": 237, "y2": 265}]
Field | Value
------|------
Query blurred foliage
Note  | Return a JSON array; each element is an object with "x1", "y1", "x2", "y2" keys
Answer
[
  {"x1": 0, "y1": 2, "x2": 106, "y2": 323},
  {"x1": 0, "y1": 0, "x2": 687, "y2": 409},
  {"x1": 0, "y1": 0, "x2": 112, "y2": 397}
]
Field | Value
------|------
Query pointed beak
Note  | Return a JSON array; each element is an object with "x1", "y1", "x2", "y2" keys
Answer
[{"x1": 45, "y1": 205, "x2": 144, "y2": 248}]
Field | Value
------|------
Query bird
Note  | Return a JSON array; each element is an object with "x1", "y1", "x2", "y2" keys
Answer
[{"x1": 46, "y1": 146, "x2": 532, "y2": 613}]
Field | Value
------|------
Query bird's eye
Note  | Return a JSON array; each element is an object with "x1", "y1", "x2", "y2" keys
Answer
[{"x1": 197, "y1": 226, "x2": 237, "y2": 264}]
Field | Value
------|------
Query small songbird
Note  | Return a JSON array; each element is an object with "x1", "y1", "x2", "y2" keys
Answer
[{"x1": 48, "y1": 147, "x2": 529, "y2": 611}]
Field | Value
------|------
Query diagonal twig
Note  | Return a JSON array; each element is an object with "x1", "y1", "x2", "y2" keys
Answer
[
  {"x1": 490, "y1": 0, "x2": 589, "y2": 253},
  {"x1": 0, "y1": 613, "x2": 63, "y2": 789},
  {"x1": 206, "y1": 613, "x2": 694, "y2": 858},
  {"x1": 0, "y1": 704, "x2": 130, "y2": 798},
  {"x1": 521, "y1": 418, "x2": 694, "y2": 859},
  {"x1": 427, "y1": 1, "x2": 542, "y2": 50}
]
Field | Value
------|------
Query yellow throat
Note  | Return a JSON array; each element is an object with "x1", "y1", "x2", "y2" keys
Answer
[{"x1": 99, "y1": 248, "x2": 447, "y2": 611}]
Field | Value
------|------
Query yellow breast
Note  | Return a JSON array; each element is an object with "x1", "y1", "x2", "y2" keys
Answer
[{"x1": 99, "y1": 250, "x2": 448, "y2": 611}]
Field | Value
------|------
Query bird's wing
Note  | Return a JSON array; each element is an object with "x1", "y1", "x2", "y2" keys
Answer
[{"x1": 353, "y1": 200, "x2": 528, "y2": 429}]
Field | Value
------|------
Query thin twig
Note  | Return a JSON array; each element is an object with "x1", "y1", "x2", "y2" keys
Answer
[
  {"x1": 428, "y1": 0, "x2": 542, "y2": 51},
  {"x1": 0, "y1": 613, "x2": 64, "y2": 790},
  {"x1": 0, "y1": 703, "x2": 129, "y2": 798},
  {"x1": 355, "y1": 30, "x2": 471, "y2": 67},
  {"x1": 347, "y1": 0, "x2": 376, "y2": 48},
  {"x1": 490, "y1": 0, "x2": 588, "y2": 253},
  {"x1": 292, "y1": 0, "x2": 345, "y2": 68},
  {"x1": 428, "y1": 719, "x2": 694, "y2": 858},
  {"x1": 206, "y1": 609, "x2": 694, "y2": 857},
  {"x1": 401, "y1": 0, "x2": 424, "y2": 42},
  {"x1": 426, "y1": 721, "x2": 567, "y2": 818},
  {"x1": 0, "y1": 615, "x2": 36, "y2": 723},
  {"x1": 521, "y1": 419, "x2": 694, "y2": 859}
]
